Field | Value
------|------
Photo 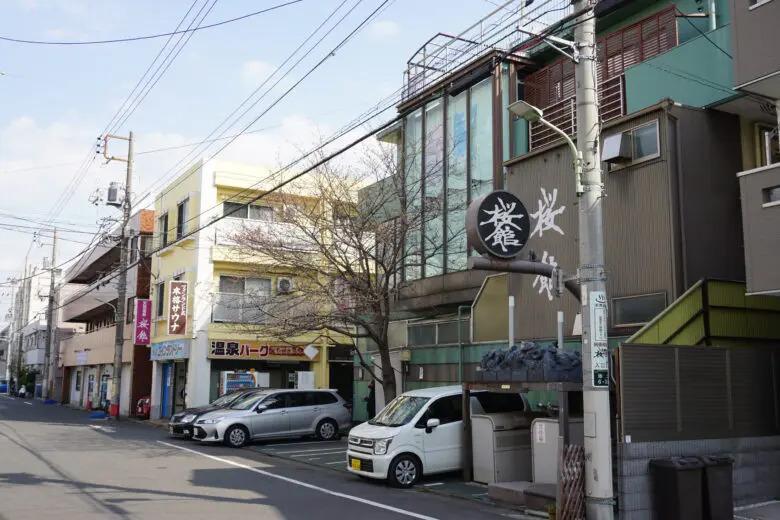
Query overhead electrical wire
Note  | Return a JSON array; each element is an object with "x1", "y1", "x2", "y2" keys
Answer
[
  {"x1": 15, "y1": 0, "x2": 572, "y2": 316},
  {"x1": 0, "y1": 0, "x2": 304, "y2": 46}
]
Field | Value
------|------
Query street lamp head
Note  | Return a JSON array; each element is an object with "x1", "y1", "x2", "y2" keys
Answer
[{"x1": 508, "y1": 100, "x2": 543, "y2": 123}]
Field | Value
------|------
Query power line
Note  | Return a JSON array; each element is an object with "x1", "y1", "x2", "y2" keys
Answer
[
  {"x1": 0, "y1": 1, "x2": 305, "y2": 46},
  {"x1": 675, "y1": 8, "x2": 732, "y2": 60},
  {"x1": 136, "y1": 0, "x2": 362, "y2": 208}
]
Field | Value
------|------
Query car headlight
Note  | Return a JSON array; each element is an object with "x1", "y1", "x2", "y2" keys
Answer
[
  {"x1": 182, "y1": 414, "x2": 197, "y2": 423},
  {"x1": 198, "y1": 417, "x2": 224, "y2": 425},
  {"x1": 373, "y1": 438, "x2": 393, "y2": 455}
]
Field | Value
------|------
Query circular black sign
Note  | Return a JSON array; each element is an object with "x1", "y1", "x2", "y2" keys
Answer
[{"x1": 466, "y1": 190, "x2": 530, "y2": 259}]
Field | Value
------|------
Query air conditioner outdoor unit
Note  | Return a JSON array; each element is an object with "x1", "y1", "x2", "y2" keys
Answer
[{"x1": 277, "y1": 277, "x2": 294, "y2": 294}]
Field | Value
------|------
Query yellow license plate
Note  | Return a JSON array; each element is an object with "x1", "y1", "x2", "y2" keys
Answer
[{"x1": 350, "y1": 458, "x2": 361, "y2": 471}]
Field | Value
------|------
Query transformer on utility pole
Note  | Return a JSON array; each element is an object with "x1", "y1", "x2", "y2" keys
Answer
[{"x1": 101, "y1": 131, "x2": 134, "y2": 418}]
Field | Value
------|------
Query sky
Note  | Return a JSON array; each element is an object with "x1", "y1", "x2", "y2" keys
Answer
[{"x1": 0, "y1": 0, "x2": 499, "y2": 326}]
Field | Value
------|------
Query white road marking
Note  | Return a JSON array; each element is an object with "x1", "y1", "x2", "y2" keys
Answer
[
  {"x1": 325, "y1": 460, "x2": 346, "y2": 465},
  {"x1": 24, "y1": 401, "x2": 33, "y2": 406},
  {"x1": 276, "y1": 446, "x2": 347, "y2": 455},
  {"x1": 290, "y1": 450, "x2": 346, "y2": 458},
  {"x1": 735, "y1": 500, "x2": 780, "y2": 511},
  {"x1": 423, "y1": 482, "x2": 444, "y2": 487},
  {"x1": 158, "y1": 441, "x2": 438, "y2": 520},
  {"x1": 261, "y1": 440, "x2": 343, "y2": 448}
]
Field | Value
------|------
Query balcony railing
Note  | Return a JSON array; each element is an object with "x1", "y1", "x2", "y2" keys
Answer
[
  {"x1": 529, "y1": 75, "x2": 626, "y2": 150},
  {"x1": 211, "y1": 293, "x2": 267, "y2": 324}
]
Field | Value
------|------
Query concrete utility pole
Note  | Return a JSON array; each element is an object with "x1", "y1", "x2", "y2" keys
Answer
[
  {"x1": 573, "y1": 1, "x2": 615, "y2": 518},
  {"x1": 42, "y1": 228, "x2": 57, "y2": 400},
  {"x1": 103, "y1": 131, "x2": 134, "y2": 418}
]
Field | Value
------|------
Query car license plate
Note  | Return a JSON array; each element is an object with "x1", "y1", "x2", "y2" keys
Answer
[{"x1": 350, "y1": 458, "x2": 361, "y2": 471}]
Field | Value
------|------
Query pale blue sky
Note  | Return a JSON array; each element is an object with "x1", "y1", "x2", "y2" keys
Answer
[{"x1": 0, "y1": 0, "x2": 498, "y2": 323}]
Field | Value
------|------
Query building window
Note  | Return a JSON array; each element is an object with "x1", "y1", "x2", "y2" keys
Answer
[
  {"x1": 126, "y1": 296, "x2": 135, "y2": 324},
  {"x1": 404, "y1": 108, "x2": 423, "y2": 282},
  {"x1": 632, "y1": 121, "x2": 660, "y2": 160},
  {"x1": 757, "y1": 124, "x2": 780, "y2": 167},
  {"x1": 605, "y1": 120, "x2": 660, "y2": 170},
  {"x1": 156, "y1": 282, "x2": 165, "y2": 318},
  {"x1": 249, "y1": 205, "x2": 274, "y2": 221},
  {"x1": 213, "y1": 275, "x2": 271, "y2": 323},
  {"x1": 129, "y1": 235, "x2": 139, "y2": 263},
  {"x1": 176, "y1": 199, "x2": 188, "y2": 240},
  {"x1": 75, "y1": 371, "x2": 81, "y2": 391},
  {"x1": 446, "y1": 90, "x2": 468, "y2": 272},
  {"x1": 612, "y1": 292, "x2": 667, "y2": 327},
  {"x1": 158, "y1": 213, "x2": 169, "y2": 248},
  {"x1": 763, "y1": 184, "x2": 780, "y2": 207},
  {"x1": 423, "y1": 98, "x2": 444, "y2": 277}
]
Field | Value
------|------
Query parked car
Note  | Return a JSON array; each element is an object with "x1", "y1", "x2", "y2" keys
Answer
[
  {"x1": 0, "y1": 379, "x2": 8, "y2": 394},
  {"x1": 168, "y1": 388, "x2": 264, "y2": 438},
  {"x1": 193, "y1": 389, "x2": 352, "y2": 448},
  {"x1": 346, "y1": 385, "x2": 529, "y2": 488}
]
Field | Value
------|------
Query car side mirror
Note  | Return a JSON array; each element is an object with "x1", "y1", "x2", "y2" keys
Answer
[
  {"x1": 425, "y1": 418, "x2": 440, "y2": 434},
  {"x1": 255, "y1": 405, "x2": 268, "y2": 414}
]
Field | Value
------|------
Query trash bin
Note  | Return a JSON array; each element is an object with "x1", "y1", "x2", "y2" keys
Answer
[
  {"x1": 649, "y1": 457, "x2": 704, "y2": 520},
  {"x1": 700, "y1": 456, "x2": 734, "y2": 520}
]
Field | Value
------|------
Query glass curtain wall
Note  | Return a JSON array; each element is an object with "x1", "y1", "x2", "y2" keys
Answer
[
  {"x1": 423, "y1": 99, "x2": 444, "y2": 276},
  {"x1": 446, "y1": 90, "x2": 468, "y2": 272},
  {"x1": 402, "y1": 74, "x2": 498, "y2": 281},
  {"x1": 404, "y1": 108, "x2": 423, "y2": 281}
]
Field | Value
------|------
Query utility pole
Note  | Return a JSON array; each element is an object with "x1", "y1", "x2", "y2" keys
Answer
[
  {"x1": 42, "y1": 228, "x2": 57, "y2": 400},
  {"x1": 573, "y1": 1, "x2": 614, "y2": 518},
  {"x1": 102, "y1": 131, "x2": 134, "y2": 419}
]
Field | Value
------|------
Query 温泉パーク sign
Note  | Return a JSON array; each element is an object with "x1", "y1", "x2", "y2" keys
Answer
[
  {"x1": 466, "y1": 190, "x2": 530, "y2": 259},
  {"x1": 168, "y1": 281, "x2": 188, "y2": 335}
]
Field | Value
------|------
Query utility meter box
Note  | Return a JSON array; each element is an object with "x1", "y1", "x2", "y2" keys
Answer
[
  {"x1": 472, "y1": 412, "x2": 532, "y2": 484},
  {"x1": 531, "y1": 417, "x2": 584, "y2": 484}
]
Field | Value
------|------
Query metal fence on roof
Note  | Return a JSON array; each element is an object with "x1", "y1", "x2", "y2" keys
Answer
[{"x1": 403, "y1": 0, "x2": 574, "y2": 101}]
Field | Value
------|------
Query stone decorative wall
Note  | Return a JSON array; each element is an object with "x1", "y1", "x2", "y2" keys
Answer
[{"x1": 617, "y1": 436, "x2": 780, "y2": 520}]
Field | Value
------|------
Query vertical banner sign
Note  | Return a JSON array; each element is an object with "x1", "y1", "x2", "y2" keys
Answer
[
  {"x1": 134, "y1": 298, "x2": 152, "y2": 345},
  {"x1": 168, "y1": 281, "x2": 188, "y2": 335},
  {"x1": 589, "y1": 290, "x2": 609, "y2": 387}
]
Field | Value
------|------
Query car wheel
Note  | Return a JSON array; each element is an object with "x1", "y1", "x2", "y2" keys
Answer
[
  {"x1": 388, "y1": 454, "x2": 421, "y2": 488},
  {"x1": 224, "y1": 425, "x2": 249, "y2": 448},
  {"x1": 316, "y1": 419, "x2": 338, "y2": 441}
]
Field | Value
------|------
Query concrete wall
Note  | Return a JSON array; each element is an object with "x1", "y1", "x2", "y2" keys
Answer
[
  {"x1": 617, "y1": 436, "x2": 780, "y2": 519},
  {"x1": 739, "y1": 163, "x2": 780, "y2": 295},
  {"x1": 731, "y1": 0, "x2": 780, "y2": 89}
]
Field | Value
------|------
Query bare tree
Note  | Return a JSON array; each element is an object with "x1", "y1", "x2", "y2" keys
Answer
[{"x1": 221, "y1": 132, "x2": 448, "y2": 403}]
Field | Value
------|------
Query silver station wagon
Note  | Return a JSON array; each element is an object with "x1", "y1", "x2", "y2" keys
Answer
[{"x1": 193, "y1": 389, "x2": 352, "y2": 448}]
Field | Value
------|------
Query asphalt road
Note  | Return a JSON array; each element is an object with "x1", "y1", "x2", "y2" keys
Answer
[{"x1": 0, "y1": 395, "x2": 522, "y2": 520}]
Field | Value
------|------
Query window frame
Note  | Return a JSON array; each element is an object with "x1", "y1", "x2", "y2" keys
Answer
[
  {"x1": 176, "y1": 198, "x2": 189, "y2": 240},
  {"x1": 608, "y1": 120, "x2": 661, "y2": 172},
  {"x1": 158, "y1": 213, "x2": 169, "y2": 248},
  {"x1": 611, "y1": 291, "x2": 667, "y2": 328},
  {"x1": 223, "y1": 201, "x2": 249, "y2": 219},
  {"x1": 762, "y1": 184, "x2": 780, "y2": 208},
  {"x1": 156, "y1": 281, "x2": 166, "y2": 318},
  {"x1": 750, "y1": 0, "x2": 775, "y2": 10},
  {"x1": 126, "y1": 296, "x2": 135, "y2": 324}
]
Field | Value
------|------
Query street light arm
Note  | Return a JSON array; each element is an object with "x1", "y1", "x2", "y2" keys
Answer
[{"x1": 537, "y1": 116, "x2": 584, "y2": 195}]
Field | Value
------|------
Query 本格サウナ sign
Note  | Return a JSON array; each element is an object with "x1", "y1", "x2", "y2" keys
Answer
[
  {"x1": 168, "y1": 281, "x2": 188, "y2": 335},
  {"x1": 466, "y1": 190, "x2": 530, "y2": 259}
]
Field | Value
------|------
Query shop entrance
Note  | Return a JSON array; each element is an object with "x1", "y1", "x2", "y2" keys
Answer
[
  {"x1": 328, "y1": 345, "x2": 355, "y2": 403},
  {"x1": 161, "y1": 360, "x2": 188, "y2": 417}
]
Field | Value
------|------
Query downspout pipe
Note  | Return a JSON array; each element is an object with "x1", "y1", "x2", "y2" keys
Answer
[{"x1": 709, "y1": 0, "x2": 717, "y2": 31}]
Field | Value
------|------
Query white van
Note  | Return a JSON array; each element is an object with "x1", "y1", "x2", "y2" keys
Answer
[{"x1": 346, "y1": 385, "x2": 529, "y2": 487}]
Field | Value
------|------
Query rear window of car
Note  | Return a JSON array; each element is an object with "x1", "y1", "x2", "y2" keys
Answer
[
  {"x1": 310, "y1": 392, "x2": 338, "y2": 405},
  {"x1": 474, "y1": 392, "x2": 526, "y2": 413}
]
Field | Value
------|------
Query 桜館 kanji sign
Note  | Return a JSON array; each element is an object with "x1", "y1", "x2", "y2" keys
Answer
[
  {"x1": 133, "y1": 298, "x2": 152, "y2": 345},
  {"x1": 168, "y1": 281, "x2": 188, "y2": 335},
  {"x1": 466, "y1": 190, "x2": 530, "y2": 259}
]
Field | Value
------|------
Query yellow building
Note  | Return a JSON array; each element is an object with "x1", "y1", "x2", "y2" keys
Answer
[{"x1": 149, "y1": 159, "x2": 352, "y2": 419}]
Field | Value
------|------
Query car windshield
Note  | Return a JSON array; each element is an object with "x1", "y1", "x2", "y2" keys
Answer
[
  {"x1": 369, "y1": 395, "x2": 430, "y2": 427},
  {"x1": 210, "y1": 392, "x2": 244, "y2": 407},
  {"x1": 229, "y1": 393, "x2": 268, "y2": 410}
]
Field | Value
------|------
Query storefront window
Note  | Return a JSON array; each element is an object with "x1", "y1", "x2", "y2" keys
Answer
[
  {"x1": 446, "y1": 90, "x2": 468, "y2": 272},
  {"x1": 423, "y1": 99, "x2": 444, "y2": 277},
  {"x1": 404, "y1": 108, "x2": 423, "y2": 281}
]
